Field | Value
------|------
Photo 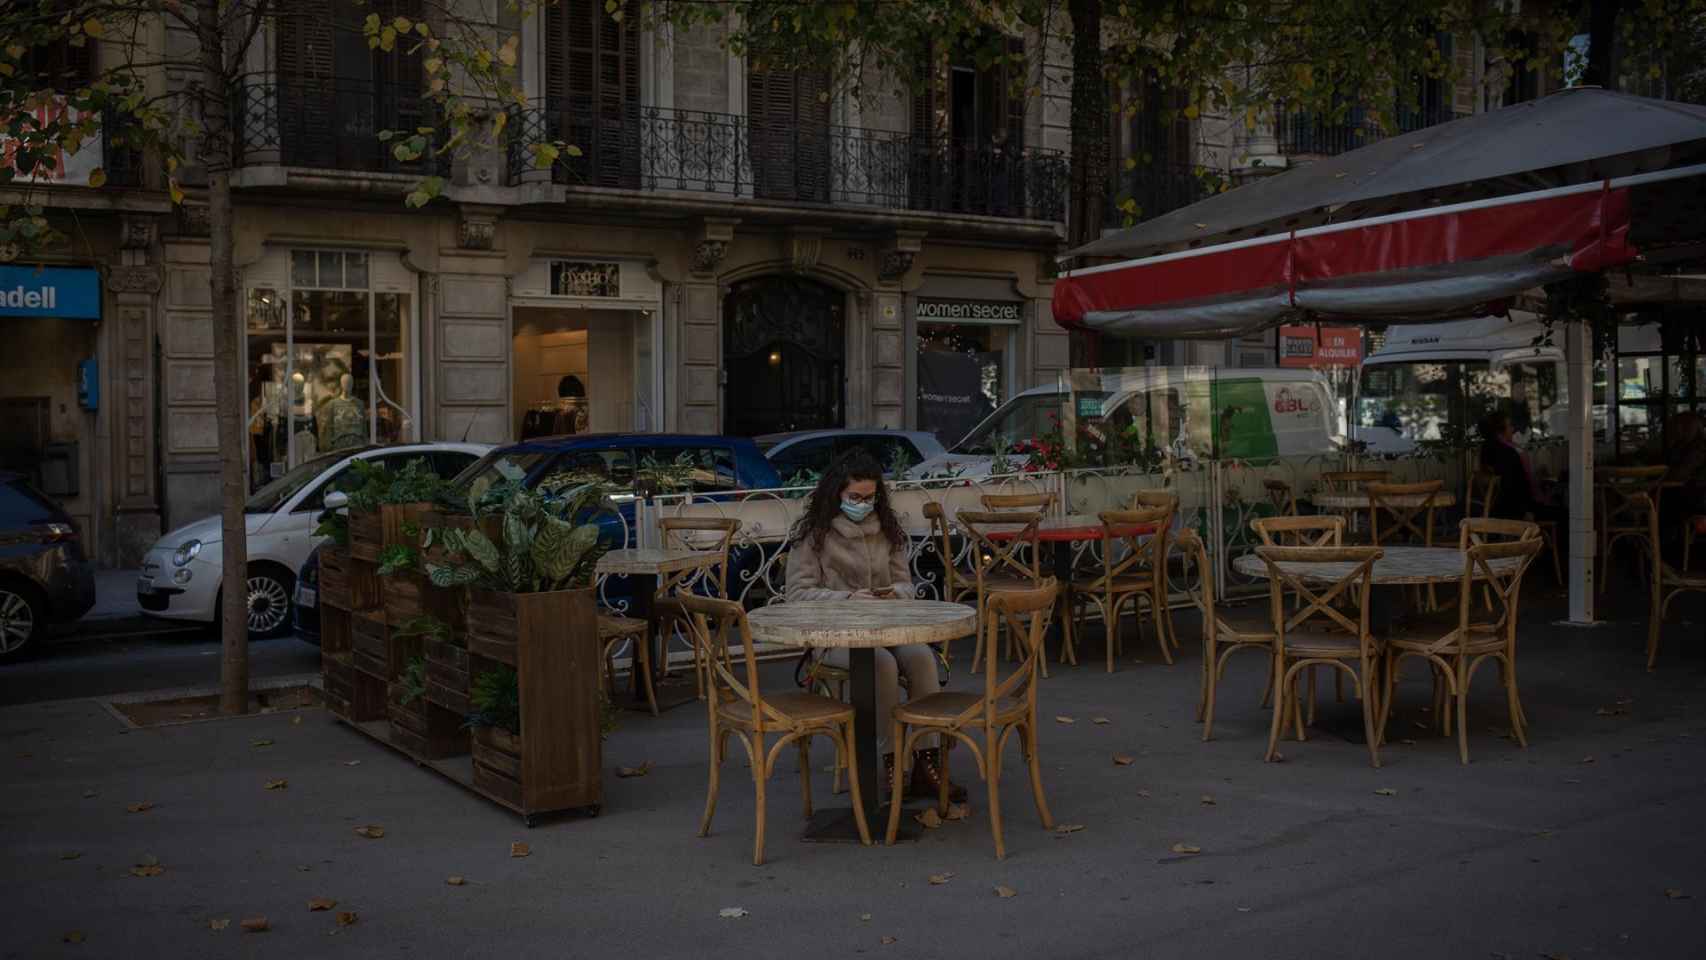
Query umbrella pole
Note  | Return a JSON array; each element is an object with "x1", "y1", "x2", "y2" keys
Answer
[{"x1": 1565, "y1": 318, "x2": 1596, "y2": 623}]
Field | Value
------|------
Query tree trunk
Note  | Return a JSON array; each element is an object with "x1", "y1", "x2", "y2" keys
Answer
[
  {"x1": 1067, "y1": 0, "x2": 1106, "y2": 249},
  {"x1": 1584, "y1": 0, "x2": 1622, "y2": 89},
  {"x1": 199, "y1": 0, "x2": 249, "y2": 714}
]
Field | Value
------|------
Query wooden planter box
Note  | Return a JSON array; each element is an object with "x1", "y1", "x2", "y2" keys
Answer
[
  {"x1": 323, "y1": 652, "x2": 385, "y2": 722},
  {"x1": 387, "y1": 682, "x2": 466, "y2": 759},
  {"x1": 320, "y1": 548, "x2": 352, "y2": 610},
  {"x1": 384, "y1": 571, "x2": 427, "y2": 625},
  {"x1": 349, "y1": 509, "x2": 384, "y2": 561},
  {"x1": 424, "y1": 639, "x2": 470, "y2": 714},
  {"x1": 472, "y1": 725, "x2": 523, "y2": 807},
  {"x1": 318, "y1": 605, "x2": 352, "y2": 656},
  {"x1": 465, "y1": 588, "x2": 603, "y2": 818},
  {"x1": 351, "y1": 612, "x2": 391, "y2": 679}
]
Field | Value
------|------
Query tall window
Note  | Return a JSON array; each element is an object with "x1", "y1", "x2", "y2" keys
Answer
[
  {"x1": 245, "y1": 250, "x2": 415, "y2": 488},
  {"x1": 909, "y1": 35, "x2": 1026, "y2": 215},
  {"x1": 274, "y1": 0, "x2": 426, "y2": 172},
  {"x1": 746, "y1": 66, "x2": 831, "y2": 202},
  {"x1": 545, "y1": 0, "x2": 640, "y2": 187}
]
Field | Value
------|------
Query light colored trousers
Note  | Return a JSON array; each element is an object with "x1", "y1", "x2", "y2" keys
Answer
[{"x1": 821, "y1": 643, "x2": 941, "y2": 753}]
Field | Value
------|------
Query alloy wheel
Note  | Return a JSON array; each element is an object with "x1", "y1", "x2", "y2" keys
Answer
[
  {"x1": 0, "y1": 588, "x2": 36, "y2": 655},
  {"x1": 245, "y1": 574, "x2": 291, "y2": 635}
]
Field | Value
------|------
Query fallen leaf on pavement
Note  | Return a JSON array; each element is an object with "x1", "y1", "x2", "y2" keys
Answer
[
  {"x1": 308, "y1": 898, "x2": 336, "y2": 912},
  {"x1": 1054, "y1": 716, "x2": 1075, "y2": 725},
  {"x1": 995, "y1": 885, "x2": 1017, "y2": 898},
  {"x1": 928, "y1": 872, "x2": 954, "y2": 885},
  {"x1": 859, "y1": 913, "x2": 871, "y2": 922},
  {"x1": 1113, "y1": 754, "x2": 1135, "y2": 766},
  {"x1": 1170, "y1": 843, "x2": 1202, "y2": 855},
  {"x1": 209, "y1": 919, "x2": 230, "y2": 931},
  {"x1": 353, "y1": 825, "x2": 384, "y2": 839},
  {"x1": 126, "y1": 802, "x2": 154, "y2": 813},
  {"x1": 343, "y1": 760, "x2": 361, "y2": 767},
  {"x1": 335, "y1": 911, "x2": 358, "y2": 927},
  {"x1": 1580, "y1": 756, "x2": 1596, "y2": 764},
  {"x1": 63, "y1": 931, "x2": 84, "y2": 944},
  {"x1": 1054, "y1": 823, "x2": 1085, "y2": 835},
  {"x1": 914, "y1": 808, "x2": 942, "y2": 829},
  {"x1": 718, "y1": 907, "x2": 748, "y2": 919},
  {"x1": 1374, "y1": 788, "x2": 1398, "y2": 797},
  {"x1": 881, "y1": 936, "x2": 897, "y2": 945},
  {"x1": 510, "y1": 842, "x2": 531, "y2": 858},
  {"x1": 250, "y1": 739, "x2": 274, "y2": 748},
  {"x1": 129, "y1": 864, "x2": 164, "y2": 878},
  {"x1": 1136, "y1": 789, "x2": 1152, "y2": 799},
  {"x1": 240, "y1": 917, "x2": 269, "y2": 933},
  {"x1": 944, "y1": 803, "x2": 969, "y2": 821},
  {"x1": 615, "y1": 762, "x2": 652, "y2": 778},
  {"x1": 265, "y1": 779, "x2": 288, "y2": 791},
  {"x1": 60, "y1": 851, "x2": 81, "y2": 860},
  {"x1": 1564, "y1": 778, "x2": 1582, "y2": 784},
  {"x1": 1665, "y1": 888, "x2": 1689, "y2": 899},
  {"x1": 297, "y1": 865, "x2": 313, "y2": 872},
  {"x1": 291, "y1": 716, "x2": 303, "y2": 725},
  {"x1": 1539, "y1": 953, "x2": 1571, "y2": 960},
  {"x1": 81, "y1": 790, "x2": 97, "y2": 799},
  {"x1": 1236, "y1": 907, "x2": 1252, "y2": 913},
  {"x1": 1400, "y1": 739, "x2": 1417, "y2": 745},
  {"x1": 446, "y1": 876, "x2": 466, "y2": 886},
  {"x1": 1092, "y1": 717, "x2": 1110, "y2": 725},
  {"x1": 1200, "y1": 795, "x2": 1217, "y2": 805}
]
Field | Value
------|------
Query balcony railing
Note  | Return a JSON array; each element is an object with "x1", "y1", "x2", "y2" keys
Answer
[
  {"x1": 507, "y1": 102, "x2": 1066, "y2": 222},
  {"x1": 1276, "y1": 105, "x2": 1466, "y2": 157},
  {"x1": 1105, "y1": 162, "x2": 1222, "y2": 224},
  {"x1": 233, "y1": 76, "x2": 450, "y2": 176}
]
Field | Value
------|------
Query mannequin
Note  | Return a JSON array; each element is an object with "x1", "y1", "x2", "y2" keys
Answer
[{"x1": 317, "y1": 372, "x2": 367, "y2": 451}]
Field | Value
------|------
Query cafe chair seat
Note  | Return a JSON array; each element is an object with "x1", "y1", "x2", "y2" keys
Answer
[
  {"x1": 597, "y1": 614, "x2": 656, "y2": 717},
  {"x1": 894, "y1": 691, "x2": 1027, "y2": 725}
]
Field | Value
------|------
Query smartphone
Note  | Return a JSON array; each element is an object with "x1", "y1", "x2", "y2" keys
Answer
[{"x1": 872, "y1": 586, "x2": 896, "y2": 598}]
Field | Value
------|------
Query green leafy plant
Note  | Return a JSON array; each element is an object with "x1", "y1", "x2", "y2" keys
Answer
[
  {"x1": 392, "y1": 614, "x2": 453, "y2": 645},
  {"x1": 398, "y1": 656, "x2": 428, "y2": 707},
  {"x1": 424, "y1": 480, "x2": 611, "y2": 593},
  {"x1": 467, "y1": 667, "x2": 521, "y2": 734},
  {"x1": 376, "y1": 543, "x2": 419, "y2": 577},
  {"x1": 313, "y1": 511, "x2": 350, "y2": 547},
  {"x1": 340, "y1": 458, "x2": 396, "y2": 514},
  {"x1": 381, "y1": 457, "x2": 457, "y2": 507}
]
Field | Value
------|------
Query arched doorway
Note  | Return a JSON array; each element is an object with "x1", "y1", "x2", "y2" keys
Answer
[{"x1": 722, "y1": 276, "x2": 845, "y2": 437}]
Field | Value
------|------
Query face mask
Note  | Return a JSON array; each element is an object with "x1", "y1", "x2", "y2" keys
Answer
[{"x1": 840, "y1": 499, "x2": 874, "y2": 523}]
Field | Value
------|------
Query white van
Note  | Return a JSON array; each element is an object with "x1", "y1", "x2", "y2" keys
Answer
[
  {"x1": 1354, "y1": 313, "x2": 1579, "y2": 458},
  {"x1": 905, "y1": 367, "x2": 1346, "y2": 479}
]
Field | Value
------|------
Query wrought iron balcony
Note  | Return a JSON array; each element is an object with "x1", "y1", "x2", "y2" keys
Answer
[
  {"x1": 1276, "y1": 105, "x2": 1466, "y2": 157},
  {"x1": 507, "y1": 102, "x2": 1066, "y2": 222},
  {"x1": 1105, "y1": 162, "x2": 1222, "y2": 224},
  {"x1": 232, "y1": 76, "x2": 450, "y2": 176}
]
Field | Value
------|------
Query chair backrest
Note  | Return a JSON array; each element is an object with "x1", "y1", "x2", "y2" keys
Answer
[
  {"x1": 671, "y1": 592, "x2": 779, "y2": 733},
  {"x1": 1255, "y1": 545, "x2": 1382, "y2": 657},
  {"x1": 1366, "y1": 480, "x2": 1444, "y2": 545},
  {"x1": 1599, "y1": 465, "x2": 1667, "y2": 530},
  {"x1": 1251, "y1": 514, "x2": 1344, "y2": 547},
  {"x1": 658, "y1": 517, "x2": 742, "y2": 596},
  {"x1": 1174, "y1": 528, "x2": 1218, "y2": 642},
  {"x1": 1263, "y1": 478, "x2": 1298, "y2": 516},
  {"x1": 922, "y1": 501, "x2": 967, "y2": 593},
  {"x1": 955, "y1": 511, "x2": 1044, "y2": 587},
  {"x1": 981, "y1": 492, "x2": 1058, "y2": 514},
  {"x1": 1094, "y1": 507, "x2": 1173, "y2": 586},
  {"x1": 1321, "y1": 470, "x2": 1390, "y2": 491},
  {"x1": 1458, "y1": 516, "x2": 1539, "y2": 548},
  {"x1": 1128, "y1": 489, "x2": 1179, "y2": 513},
  {"x1": 1469, "y1": 469, "x2": 1500, "y2": 520},
  {"x1": 970, "y1": 580, "x2": 1057, "y2": 727},
  {"x1": 1443, "y1": 537, "x2": 1543, "y2": 649}
]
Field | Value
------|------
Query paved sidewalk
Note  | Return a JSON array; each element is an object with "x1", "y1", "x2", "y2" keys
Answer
[{"x1": 4, "y1": 588, "x2": 1705, "y2": 959}]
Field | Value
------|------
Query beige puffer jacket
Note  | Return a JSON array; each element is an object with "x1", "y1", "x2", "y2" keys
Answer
[{"x1": 784, "y1": 515, "x2": 916, "y2": 601}]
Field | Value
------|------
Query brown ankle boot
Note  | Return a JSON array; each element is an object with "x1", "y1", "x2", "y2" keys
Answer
[
  {"x1": 882, "y1": 752, "x2": 897, "y2": 799},
  {"x1": 909, "y1": 747, "x2": 967, "y2": 803}
]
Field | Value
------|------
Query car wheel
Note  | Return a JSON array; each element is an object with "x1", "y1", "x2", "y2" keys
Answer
[
  {"x1": 245, "y1": 568, "x2": 295, "y2": 640},
  {"x1": 0, "y1": 583, "x2": 44, "y2": 661}
]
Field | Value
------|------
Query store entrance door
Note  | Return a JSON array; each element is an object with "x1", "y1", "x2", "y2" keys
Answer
[{"x1": 722, "y1": 276, "x2": 844, "y2": 437}]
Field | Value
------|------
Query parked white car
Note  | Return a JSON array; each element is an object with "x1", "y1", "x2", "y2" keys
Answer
[{"x1": 137, "y1": 442, "x2": 490, "y2": 637}]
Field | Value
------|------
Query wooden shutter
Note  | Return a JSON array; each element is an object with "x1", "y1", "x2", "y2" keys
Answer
[
  {"x1": 370, "y1": 0, "x2": 425, "y2": 172},
  {"x1": 546, "y1": 0, "x2": 638, "y2": 187},
  {"x1": 275, "y1": 0, "x2": 336, "y2": 166},
  {"x1": 747, "y1": 67, "x2": 829, "y2": 202}
]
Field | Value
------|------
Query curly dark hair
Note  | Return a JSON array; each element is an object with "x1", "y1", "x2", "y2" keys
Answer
[{"x1": 791, "y1": 448, "x2": 906, "y2": 550}]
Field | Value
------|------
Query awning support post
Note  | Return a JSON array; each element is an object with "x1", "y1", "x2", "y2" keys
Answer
[{"x1": 1566, "y1": 317, "x2": 1596, "y2": 623}]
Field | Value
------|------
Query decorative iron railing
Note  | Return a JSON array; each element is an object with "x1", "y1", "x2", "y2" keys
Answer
[
  {"x1": 1105, "y1": 162, "x2": 1221, "y2": 223},
  {"x1": 507, "y1": 102, "x2": 1067, "y2": 222},
  {"x1": 1276, "y1": 105, "x2": 1467, "y2": 157},
  {"x1": 232, "y1": 76, "x2": 451, "y2": 176}
]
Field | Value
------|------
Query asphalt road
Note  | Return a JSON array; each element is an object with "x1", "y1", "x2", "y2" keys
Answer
[{"x1": 0, "y1": 628, "x2": 322, "y2": 706}]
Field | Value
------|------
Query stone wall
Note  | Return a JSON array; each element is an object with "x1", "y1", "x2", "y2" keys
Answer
[{"x1": 673, "y1": 22, "x2": 731, "y2": 114}]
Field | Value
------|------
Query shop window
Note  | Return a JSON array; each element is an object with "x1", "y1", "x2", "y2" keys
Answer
[
  {"x1": 245, "y1": 249, "x2": 415, "y2": 489},
  {"x1": 916, "y1": 322, "x2": 1009, "y2": 446}
]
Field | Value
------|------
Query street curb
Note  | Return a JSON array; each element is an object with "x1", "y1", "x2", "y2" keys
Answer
[{"x1": 94, "y1": 673, "x2": 324, "y2": 730}]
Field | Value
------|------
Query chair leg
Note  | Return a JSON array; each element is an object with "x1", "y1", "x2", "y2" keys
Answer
[
  {"x1": 1360, "y1": 666, "x2": 1382, "y2": 768},
  {"x1": 798, "y1": 739, "x2": 813, "y2": 818},
  {"x1": 1196, "y1": 638, "x2": 1213, "y2": 727},
  {"x1": 635, "y1": 632, "x2": 659, "y2": 718},
  {"x1": 1306, "y1": 667, "x2": 1318, "y2": 726},
  {"x1": 986, "y1": 733, "x2": 1007, "y2": 860},
  {"x1": 1455, "y1": 658, "x2": 1471, "y2": 766},
  {"x1": 1022, "y1": 721, "x2": 1053, "y2": 828},
  {"x1": 937, "y1": 735, "x2": 952, "y2": 816},
  {"x1": 1149, "y1": 591, "x2": 1174, "y2": 665},
  {"x1": 1549, "y1": 532, "x2": 1563, "y2": 586},
  {"x1": 1104, "y1": 595, "x2": 1118, "y2": 674},
  {"x1": 1265, "y1": 657, "x2": 1288, "y2": 762},
  {"x1": 698, "y1": 726, "x2": 724, "y2": 839},
  {"x1": 1259, "y1": 655, "x2": 1274, "y2": 709},
  {"x1": 1503, "y1": 656, "x2": 1529, "y2": 749},
  {"x1": 1292, "y1": 673, "x2": 1307, "y2": 742},
  {"x1": 751, "y1": 735, "x2": 768, "y2": 866},
  {"x1": 883, "y1": 721, "x2": 910, "y2": 845},
  {"x1": 840, "y1": 725, "x2": 873, "y2": 846},
  {"x1": 831, "y1": 735, "x2": 845, "y2": 795},
  {"x1": 1376, "y1": 656, "x2": 1397, "y2": 747}
]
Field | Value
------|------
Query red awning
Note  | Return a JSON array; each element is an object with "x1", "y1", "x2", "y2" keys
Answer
[{"x1": 1051, "y1": 172, "x2": 1677, "y2": 339}]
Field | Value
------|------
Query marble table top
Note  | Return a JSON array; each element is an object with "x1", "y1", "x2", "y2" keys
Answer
[
  {"x1": 982, "y1": 514, "x2": 1162, "y2": 542},
  {"x1": 746, "y1": 599, "x2": 978, "y2": 649},
  {"x1": 1232, "y1": 545, "x2": 1522, "y2": 586},
  {"x1": 1311, "y1": 491, "x2": 1459, "y2": 511},
  {"x1": 596, "y1": 548, "x2": 720, "y2": 576}
]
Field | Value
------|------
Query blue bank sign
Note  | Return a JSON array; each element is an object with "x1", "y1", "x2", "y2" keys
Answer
[{"x1": 0, "y1": 266, "x2": 102, "y2": 320}]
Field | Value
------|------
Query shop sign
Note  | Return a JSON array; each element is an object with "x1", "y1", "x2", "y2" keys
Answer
[
  {"x1": 0, "y1": 266, "x2": 102, "y2": 319},
  {"x1": 1277, "y1": 324, "x2": 1362, "y2": 368},
  {"x1": 915, "y1": 299, "x2": 1022, "y2": 324},
  {"x1": 550, "y1": 260, "x2": 621, "y2": 298}
]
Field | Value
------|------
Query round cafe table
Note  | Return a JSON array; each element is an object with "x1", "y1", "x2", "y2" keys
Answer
[
  {"x1": 985, "y1": 515, "x2": 1160, "y2": 664},
  {"x1": 1231, "y1": 544, "x2": 1522, "y2": 634},
  {"x1": 1310, "y1": 491, "x2": 1459, "y2": 511},
  {"x1": 746, "y1": 599, "x2": 977, "y2": 843}
]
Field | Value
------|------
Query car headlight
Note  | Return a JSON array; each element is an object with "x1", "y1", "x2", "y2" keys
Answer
[{"x1": 172, "y1": 540, "x2": 202, "y2": 567}]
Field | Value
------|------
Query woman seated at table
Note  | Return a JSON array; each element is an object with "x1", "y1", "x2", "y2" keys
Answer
[
  {"x1": 784, "y1": 449, "x2": 964, "y2": 802},
  {"x1": 1480, "y1": 410, "x2": 1564, "y2": 523}
]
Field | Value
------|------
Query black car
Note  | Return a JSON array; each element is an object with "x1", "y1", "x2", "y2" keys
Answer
[
  {"x1": 0, "y1": 471, "x2": 96, "y2": 660},
  {"x1": 293, "y1": 543, "x2": 323, "y2": 645}
]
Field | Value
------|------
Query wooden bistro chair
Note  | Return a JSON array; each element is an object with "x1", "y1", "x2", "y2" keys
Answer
[
  {"x1": 598, "y1": 614, "x2": 658, "y2": 717},
  {"x1": 670, "y1": 594, "x2": 872, "y2": 866},
  {"x1": 658, "y1": 517, "x2": 742, "y2": 695},
  {"x1": 1379, "y1": 535, "x2": 1542, "y2": 764},
  {"x1": 1597, "y1": 465, "x2": 1667, "y2": 594},
  {"x1": 955, "y1": 510, "x2": 1045, "y2": 674},
  {"x1": 1321, "y1": 469, "x2": 1391, "y2": 491},
  {"x1": 886, "y1": 580, "x2": 1059, "y2": 860},
  {"x1": 1467, "y1": 469, "x2": 1500, "y2": 521},
  {"x1": 1176, "y1": 529, "x2": 1278, "y2": 741},
  {"x1": 1458, "y1": 517, "x2": 1541, "y2": 613},
  {"x1": 1074, "y1": 506, "x2": 1175, "y2": 672},
  {"x1": 1255, "y1": 545, "x2": 1386, "y2": 767},
  {"x1": 1366, "y1": 480, "x2": 1444, "y2": 546},
  {"x1": 981, "y1": 492, "x2": 1059, "y2": 514},
  {"x1": 1251, "y1": 515, "x2": 1344, "y2": 547},
  {"x1": 1644, "y1": 496, "x2": 1706, "y2": 670},
  {"x1": 1264, "y1": 478, "x2": 1299, "y2": 517}
]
